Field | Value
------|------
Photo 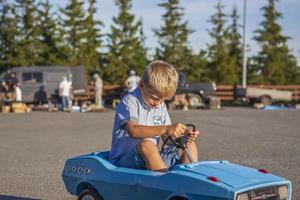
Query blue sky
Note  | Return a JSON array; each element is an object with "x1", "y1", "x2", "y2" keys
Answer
[{"x1": 51, "y1": 0, "x2": 300, "y2": 63}]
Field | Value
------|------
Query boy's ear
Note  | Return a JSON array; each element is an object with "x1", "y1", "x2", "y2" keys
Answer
[{"x1": 139, "y1": 82, "x2": 144, "y2": 89}]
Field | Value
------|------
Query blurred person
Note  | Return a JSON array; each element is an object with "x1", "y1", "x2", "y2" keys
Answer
[
  {"x1": 0, "y1": 80, "x2": 10, "y2": 103},
  {"x1": 59, "y1": 76, "x2": 72, "y2": 111},
  {"x1": 7, "y1": 72, "x2": 19, "y2": 89},
  {"x1": 34, "y1": 86, "x2": 47, "y2": 105},
  {"x1": 93, "y1": 73, "x2": 103, "y2": 109},
  {"x1": 14, "y1": 83, "x2": 22, "y2": 102},
  {"x1": 125, "y1": 70, "x2": 140, "y2": 92},
  {"x1": 6, "y1": 72, "x2": 19, "y2": 100}
]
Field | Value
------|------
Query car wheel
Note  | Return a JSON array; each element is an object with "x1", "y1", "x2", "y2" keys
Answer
[
  {"x1": 260, "y1": 95, "x2": 272, "y2": 106},
  {"x1": 188, "y1": 93, "x2": 204, "y2": 108},
  {"x1": 78, "y1": 189, "x2": 103, "y2": 200}
]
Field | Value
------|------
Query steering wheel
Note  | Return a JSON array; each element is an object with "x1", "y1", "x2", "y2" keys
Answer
[{"x1": 161, "y1": 124, "x2": 196, "y2": 163}]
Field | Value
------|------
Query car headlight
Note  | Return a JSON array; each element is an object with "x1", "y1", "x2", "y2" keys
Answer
[
  {"x1": 278, "y1": 185, "x2": 288, "y2": 200},
  {"x1": 236, "y1": 193, "x2": 249, "y2": 200}
]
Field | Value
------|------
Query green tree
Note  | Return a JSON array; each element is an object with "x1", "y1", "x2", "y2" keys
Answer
[
  {"x1": 80, "y1": 0, "x2": 103, "y2": 73},
  {"x1": 206, "y1": 1, "x2": 237, "y2": 84},
  {"x1": 37, "y1": 0, "x2": 68, "y2": 65},
  {"x1": 104, "y1": 0, "x2": 147, "y2": 83},
  {"x1": 252, "y1": 0, "x2": 299, "y2": 84},
  {"x1": 227, "y1": 5, "x2": 242, "y2": 84},
  {"x1": 153, "y1": 0, "x2": 193, "y2": 71},
  {"x1": 60, "y1": 0, "x2": 86, "y2": 66},
  {"x1": 187, "y1": 50, "x2": 208, "y2": 83},
  {"x1": 14, "y1": 0, "x2": 43, "y2": 66},
  {"x1": 0, "y1": 1, "x2": 20, "y2": 70}
]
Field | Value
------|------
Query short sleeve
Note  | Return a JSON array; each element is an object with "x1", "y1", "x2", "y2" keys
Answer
[
  {"x1": 116, "y1": 95, "x2": 139, "y2": 127},
  {"x1": 127, "y1": 96, "x2": 139, "y2": 122}
]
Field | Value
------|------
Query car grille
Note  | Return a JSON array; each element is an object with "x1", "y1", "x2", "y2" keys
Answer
[
  {"x1": 250, "y1": 186, "x2": 277, "y2": 200},
  {"x1": 239, "y1": 186, "x2": 279, "y2": 200}
]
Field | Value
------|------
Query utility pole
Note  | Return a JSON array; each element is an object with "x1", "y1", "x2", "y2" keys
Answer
[{"x1": 242, "y1": 0, "x2": 247, "y2": 88}]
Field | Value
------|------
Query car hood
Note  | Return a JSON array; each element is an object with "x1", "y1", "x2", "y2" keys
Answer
[{"x1": 172, "y1": 161, "x2": 285, "y2": 189}]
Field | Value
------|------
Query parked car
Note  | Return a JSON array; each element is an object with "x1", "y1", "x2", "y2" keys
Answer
[
  {"x1": 235, "y1": 87, "x2": 293, "y2": 106},
  {"x1": 170, "y1": 73, "x2": 218, "y2": 109},
  {"x1": 62, "y1": 150, "x2": 292, "y2": 200},
  {"x1": 0, "y1": 66, "x2": 87, "y2": 103}
]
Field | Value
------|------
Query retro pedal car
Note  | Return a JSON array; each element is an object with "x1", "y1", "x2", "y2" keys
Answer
[{"x1": 62, "y1": 125, "x2": 292, "y2": 200}]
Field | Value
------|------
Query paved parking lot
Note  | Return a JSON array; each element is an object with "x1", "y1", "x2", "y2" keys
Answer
[{"x1": 0, "y1": 107, "x2": 299, "y2": 200}]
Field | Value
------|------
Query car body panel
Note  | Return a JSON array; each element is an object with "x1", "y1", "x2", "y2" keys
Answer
[{"x1": 62, "y1": 151, "x2": 292, "y2": 200}]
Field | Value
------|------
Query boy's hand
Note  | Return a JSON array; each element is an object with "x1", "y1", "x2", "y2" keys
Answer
[
  {"x1": 166, "y1": 123, "x2": 186, "y2": 138},
  {"x1": 186, "y1": 128, "x2": 200, "y2": 143}
]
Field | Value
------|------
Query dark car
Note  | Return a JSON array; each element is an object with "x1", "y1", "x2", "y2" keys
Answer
[{"x1": 174, "y1": 73, "x2": 217, "y2": 109}]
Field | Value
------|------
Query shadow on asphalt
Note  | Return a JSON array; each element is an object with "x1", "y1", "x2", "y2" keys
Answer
[{"x1": 0, "y1": 195, "x2": 41, "y2": 200}]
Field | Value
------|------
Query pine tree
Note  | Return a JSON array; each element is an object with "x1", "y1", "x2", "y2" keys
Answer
[
  {"x1": 187, "y1": 50, "x2": 208, "y2": 83},
  {"x1": 0, "y1": 1, "x2": 20, "y2": 70},
  {"x1": 206, "y1": 1, "x2": 237, "y2": 84},
  {"x1": 253, "y1": 0, "x2": 299, "y2": 84},
  {"x1": 153, "y1": 0, "x2": 193, "y2": 71},
  {"x1": 104, "y1": 0, "x2": 147, "y2": 84},
  {"x1": 37, "y1": 0, "x2": 68, "y2": 65},
  {"x1": 227, "y1": 5, "x2": 242, "y2": 84},
  {"x1": 81, "y1": 0, "x2": 103, "y2": 73},
  {"x1": 60, "y1": 0, "x2": 86, "y2": 66},
  {"x1": 14, "y1": 0, "x2": 43, "y2": 66}
]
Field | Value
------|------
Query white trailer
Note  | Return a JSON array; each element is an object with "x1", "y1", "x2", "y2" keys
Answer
[{"x1": 246, "y1": 87, "x2": 292, "y2": 105}]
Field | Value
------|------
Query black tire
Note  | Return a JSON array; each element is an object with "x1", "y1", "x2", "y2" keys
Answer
[
  {"x1": 248, "y1": 98, "x2": 256, "y2": 106},
  {"x1": 188, "y1": 93, "x2": 204, "y2": 108},
  {"x1": 78, "y1": 189, "x2": 103, "y2": 200},
  {"x1": 260, "y1": 95, "x2": 272, "y2": 106}
]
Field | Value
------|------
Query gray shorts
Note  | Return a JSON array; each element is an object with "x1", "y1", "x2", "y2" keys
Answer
[{"x1": 114, "y1": 144, "x2": 181, "y2": 169}]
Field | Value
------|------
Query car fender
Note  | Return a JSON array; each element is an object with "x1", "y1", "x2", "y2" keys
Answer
[{"x1": 76, "y1": 181, "x2": 100, "y2": 196}]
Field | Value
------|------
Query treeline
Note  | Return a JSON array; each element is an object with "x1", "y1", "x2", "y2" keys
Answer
[{"x1": 0, "y1": 0, "x2": 299, "y2": 84}]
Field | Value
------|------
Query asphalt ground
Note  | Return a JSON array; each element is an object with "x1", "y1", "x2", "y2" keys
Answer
[{"x1": 0, "y1": 107, "x2": 299, "y2": 200}]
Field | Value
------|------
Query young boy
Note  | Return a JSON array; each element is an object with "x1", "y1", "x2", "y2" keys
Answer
[{"x1": 109, "y1": 60, "x2": 199, "y2": 171}]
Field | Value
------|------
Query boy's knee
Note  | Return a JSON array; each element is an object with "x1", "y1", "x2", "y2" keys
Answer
[{"x1": 138, "y1": 140, "x2": 158, "y2": 156}]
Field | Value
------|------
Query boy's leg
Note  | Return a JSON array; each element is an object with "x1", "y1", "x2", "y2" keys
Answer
[
  {"x1": 138, "y1": 140, "x2": 168, "y2": 171},
  {"x1": 181, "y1": 141, "x2": 198, "y2": 163}
]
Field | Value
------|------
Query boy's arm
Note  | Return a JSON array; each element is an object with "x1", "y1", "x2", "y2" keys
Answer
[{"x1": 126, "y1": 120, "x2": 186, "y2": 139}]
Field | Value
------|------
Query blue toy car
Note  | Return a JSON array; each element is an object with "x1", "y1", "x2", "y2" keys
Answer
[{"x1": 62, "y1": 126, "x2": 292, "y2": 200}]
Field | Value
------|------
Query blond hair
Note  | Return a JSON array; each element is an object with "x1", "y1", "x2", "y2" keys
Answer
[{"x1": 141, "y1": 60, "x2": 178, "y2": 99}]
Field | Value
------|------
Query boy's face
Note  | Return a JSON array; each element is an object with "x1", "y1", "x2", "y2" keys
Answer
[{"x1": 140, "y1": 83, "x2": 166, "y2": 108}]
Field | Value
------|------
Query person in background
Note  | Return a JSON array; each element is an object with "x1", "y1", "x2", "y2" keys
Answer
[
  {"x1": 14, "y1": 83, "x2": 22, "y2": 102},
  {"x1": 7, "y1": 72, "x2": 19, "y2": 101},
  {"x1": 93, "y1": 73, "x2": 103, "y2": 109},
  {"x1": 0, "y1": 81, "x2": 10, "y2": 103},
  {"x1": 59, "y1": 76, "x2": 72, "y2": 111},
  {"x1": 125, "y1": 70, "x2": 140, "y2": 92},
  {"x1": 34, "y1": 86, "x2": 47, "y2": 105},
  {"x1": 8, "y1": 72, "x2": 18, "y2": 89}
]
